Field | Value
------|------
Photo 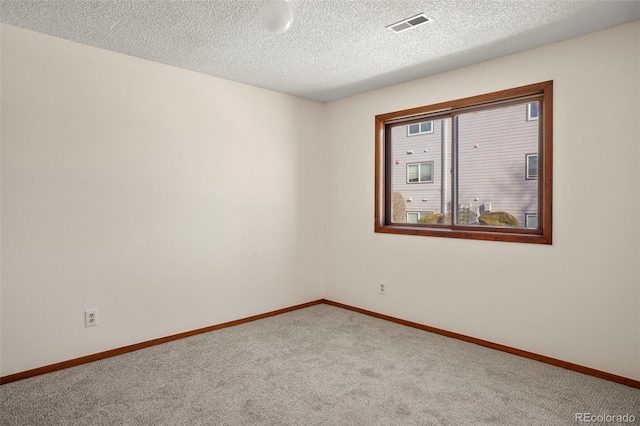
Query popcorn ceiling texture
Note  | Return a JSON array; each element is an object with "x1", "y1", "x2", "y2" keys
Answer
[{"x1": 0, "y1": 0, "x2": 639, "y2": 102}]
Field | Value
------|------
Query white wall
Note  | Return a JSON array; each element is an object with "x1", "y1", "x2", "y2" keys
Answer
[
  {"x1": 0, "y1": 24, "x2": 3, "y2": 377},
  {"x1": 324, "y1": 21, "x2": 640, "y2": 380},
  {"x1": 2, "y1": 20, "x2": 639, "y2": 383},
  {"x1": 0, "y1": 24, "x2": 325, "y2": 376}
]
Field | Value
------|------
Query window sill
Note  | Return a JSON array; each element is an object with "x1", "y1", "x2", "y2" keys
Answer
[{"x1": 374, "y1": 223, "x2": 552, "y2": 244}]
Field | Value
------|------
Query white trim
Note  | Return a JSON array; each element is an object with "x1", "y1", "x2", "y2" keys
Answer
[
  {"x1": 526, "y1": 153, "x2": 538, "y2": 179},
  {"x1": 406, "y1": 212, "x2": 420, "y2": 223},
  {"x1": 527, "y1": 102, "x2": 539, "y2": 121},
  {"x1": 407, "y1": 121, "x2": 434, "y2": 136},
  {"x1": 406, "y1": 161, "x2": 434, "y2": 183},
  {"x1": 406, "y1": 211, "x2": 434, "y2": 223}
]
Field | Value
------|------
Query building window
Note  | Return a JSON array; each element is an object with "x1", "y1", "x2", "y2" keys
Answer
[
  {"x1": 526, "y1": 154, "x2": 538, "y2": 179},
  {"x1": 406, "y1": 211, "x2": 434, "y2": 223},
  {"x1": 527, "y1": 102, "x2": 539, "y2": 121},
  {"x1": 407, "y1": 121, "x2": 433, "y2": 136},
  {"x1": 375, "y1": 81, "x2": 553, "y2": 244},
  {"x1": 407, "y1": 162, "x2": 434, "y2": 183}
]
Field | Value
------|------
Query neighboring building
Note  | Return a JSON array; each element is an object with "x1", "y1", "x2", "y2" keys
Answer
[
  {"x1": 391, "y1": 102, "x2": 539, "y2": 228},
  {"x1": 391, "y1": 118, "x2": 451, "y2": 223}
]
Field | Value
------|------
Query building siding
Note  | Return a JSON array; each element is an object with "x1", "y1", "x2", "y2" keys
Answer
[
  {"x1": 457, "y1": 103, "x2": 538, "y2": 226},
  {"x1": 391, "y1": 119, "x2": 448, "y2": 220},
  {"x1": 391, "y1": 102, "x2": 538, "y2": 226}
]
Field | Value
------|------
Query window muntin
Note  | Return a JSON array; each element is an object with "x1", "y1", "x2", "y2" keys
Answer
[
  {"x1": 526, "y1": 154, "x2": 538, "y2": 179},
  {"x1": 407, "y1": 162, "x2": 433, "y2": 183},
  {"x1": 375, "y1": 81, "x2": 553, "y2": 244},
  {"x1": 407, "y1": 121, "x2": 433, "y2": 136}
]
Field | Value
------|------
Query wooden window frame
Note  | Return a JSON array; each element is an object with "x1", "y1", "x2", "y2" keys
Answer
[{"x1": 375, "y1": 81, "x2": 553, "y2": 245}]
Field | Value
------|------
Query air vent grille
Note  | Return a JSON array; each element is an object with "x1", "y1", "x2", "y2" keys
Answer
[{"x1": 387, "y1": 13, "x2": 432, "y2": 33}]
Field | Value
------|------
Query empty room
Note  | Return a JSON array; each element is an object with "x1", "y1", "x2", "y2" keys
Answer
[{"x1": 1, "y1": 1, "x2": 639, "y2": 425}]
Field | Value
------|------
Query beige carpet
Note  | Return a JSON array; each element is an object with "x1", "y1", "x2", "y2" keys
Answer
[{"x1": 1, "y1": 304, "x2": 638, "y2": 425}]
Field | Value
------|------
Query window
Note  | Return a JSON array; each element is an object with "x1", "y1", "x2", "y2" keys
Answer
[
  {"x1": 406, "y1": 211, "x2": 434, "y2": 223},
  {"x1": 407, "y1": 121, "x2": 433, "y2": 136},
  {"x1": 407, "y1": 162, "x2": 433, "y2": 183},
  {"x1": 527, "y1": 102, "x2": 539, "y2": 121},
  {"x1": 526, "y1": 154, "x2": 538, "y2": 179},
  {"x1": 375, "y1": 81, "x2": 553, "y2": 244}
]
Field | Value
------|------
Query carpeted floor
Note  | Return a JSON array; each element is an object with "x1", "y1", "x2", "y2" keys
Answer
[{"x1": 1, "y1": 304, "x2": 638, "y2": 425}]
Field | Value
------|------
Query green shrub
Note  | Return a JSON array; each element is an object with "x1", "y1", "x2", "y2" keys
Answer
[
  {"x1": 418, "y1": 213, "x2": 445, "y2": 224},
  {"x1": 477, "y1": 211, "x2": 520, "y2": 227}
]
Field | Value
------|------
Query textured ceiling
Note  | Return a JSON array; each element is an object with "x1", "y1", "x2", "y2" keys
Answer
[{"x1": 1, "y1": 0, "x2": 639, "y2": 102}]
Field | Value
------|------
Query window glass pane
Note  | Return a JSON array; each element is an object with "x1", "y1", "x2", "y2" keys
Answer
[
  {"x1": 420, "y1": 162, "x2": 432, "y2": 182},
  {"x1": 407, "y1": 212, "x2": 419, "y2": 223},
  {"x1": 456, "y1": 102, "x2": 539, "y2": 228},
  {"x1": 527, "y1": 154, "x2": 538, "y2": 179},
  {"x1": 390, "y1": 118, "x2": 452, "y2": 224},
  {"x1": 377, "y1": 81, "x2": 552, "y2": 243},
  {"x1": 420, "y1": 122, "x2": 432, "y2": 133},
  {"x1": 408, "y1": 164, "x2": 419, "y2": 182}
]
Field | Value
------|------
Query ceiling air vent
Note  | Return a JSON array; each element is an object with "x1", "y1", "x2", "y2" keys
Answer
[{"x1": 386, "y1": 13, "x2": 432, "y2": 33}]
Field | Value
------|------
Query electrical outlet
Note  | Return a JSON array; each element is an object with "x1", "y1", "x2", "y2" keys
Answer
[
  {"x1": 379, "y1": 281, "x2": 386, "y2": 295},
  {"x1": 85, "y1": 309, "x2": 98, "y2": 327}
]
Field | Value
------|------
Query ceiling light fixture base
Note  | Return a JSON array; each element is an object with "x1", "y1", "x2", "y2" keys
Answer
[{"x1": 261, "y1": 0, "x2": 293, "y2": 34}]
